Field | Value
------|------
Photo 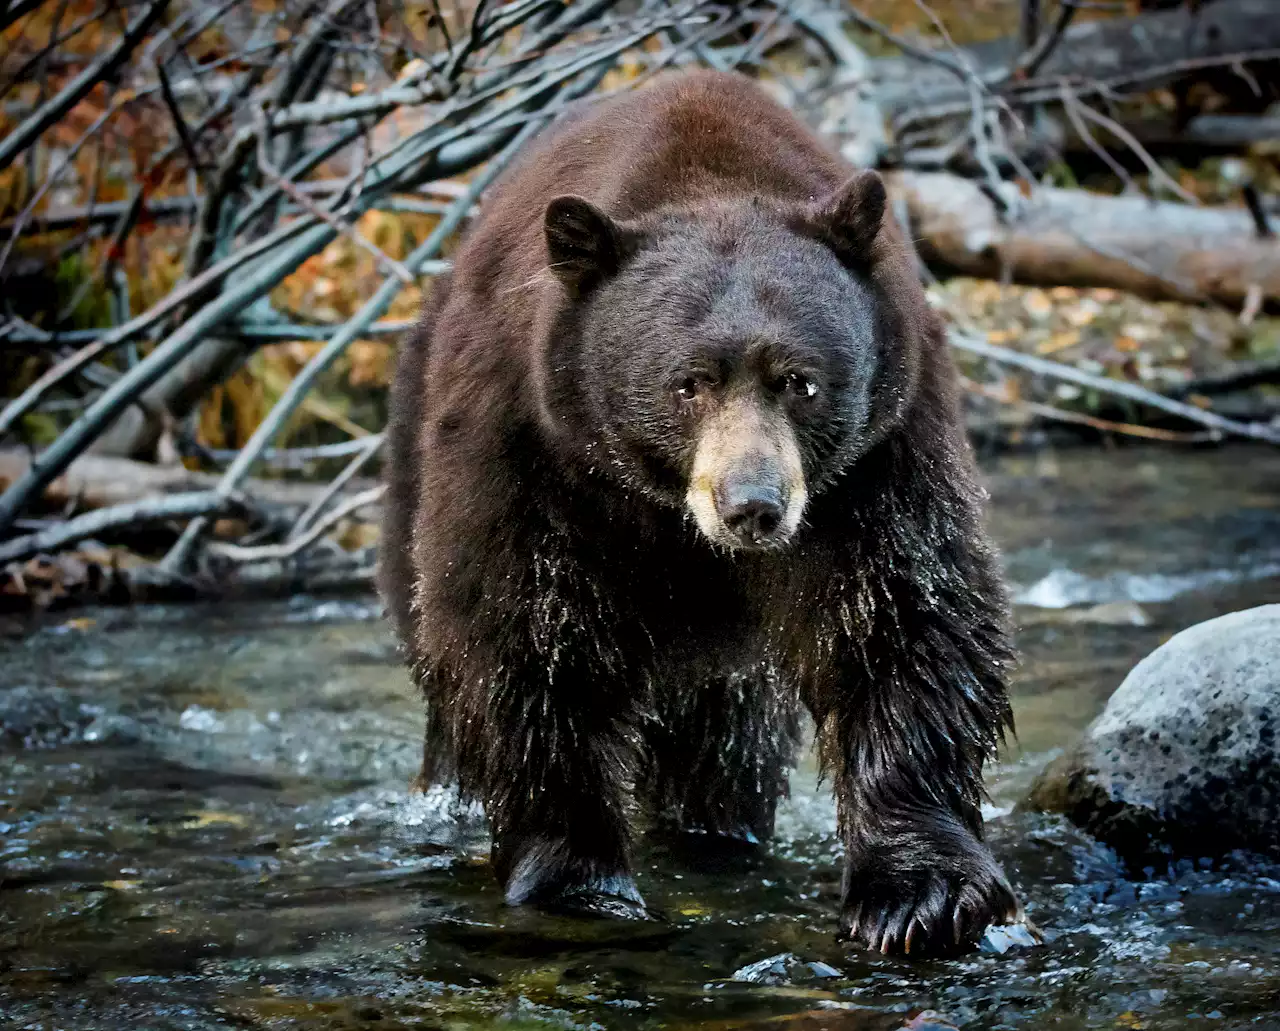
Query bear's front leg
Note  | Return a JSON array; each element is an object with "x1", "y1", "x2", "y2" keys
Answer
[
  {"x1": 476, "y1": 659, "x2": 648, "y2": 920},
  {"x1": 810, "y1": 532, "x2": 1022, "y2": 955},
  {"x1": 825, "y1": 670, "x2": 1021, "y2": 954}
]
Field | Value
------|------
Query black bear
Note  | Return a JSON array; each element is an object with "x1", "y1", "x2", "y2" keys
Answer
[{"x1": 379, "y1": 68, "x2": 1021, "y2": 955}]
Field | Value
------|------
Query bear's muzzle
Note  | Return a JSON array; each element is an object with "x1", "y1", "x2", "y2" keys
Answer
[{"x1": 685, "y1": 393, "x2": 807, "y2": 551}]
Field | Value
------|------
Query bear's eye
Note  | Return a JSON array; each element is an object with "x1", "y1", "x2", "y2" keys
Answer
[
  {"x1": 783, "y1": 373, "x2": 818, "y2": 399},
  {"x1": 675, "y1": 377, "x2": 702, "y2": 402}
]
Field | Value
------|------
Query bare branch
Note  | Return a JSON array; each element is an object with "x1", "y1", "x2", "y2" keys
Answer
[
  {"x1": 0, "y1": 220, "x2": 338, "y2": 535},
  {"x1": 0, "y1": 217, "x2": 324, "y2": 443},
  {"x1": 155, "y1": 58, "x2": 205, "y2": 178},
  {"x1": 1059, "y1": 82, "x2": 1140, "y2": 195},
  {"x1": 1014, "y1": 0, "x2": 1077, "y2": 80},
  {"x1": 1071, "y1": 100, "x2": 1200, "y2": 205},
  {"x1": 445, "y1": 0, "x2": 493, "y2": 83},
  {"x1": 0, "y1": 83, "x2": 135, "y2": 272},
  {"x1": 1019, "y1": 0, "x2": 1042, "y2": 53},
  {"x1": 0, "y1": 490, "x2": 248, "y2": 566},
  {"x1": 253, "y1": 105, "x2": 415, "y2": 284},
  {"x1": 207, "y1": 485, "x2": 383, "y2": 562},
  {"x1": 842, "y1": 5, "x2": 971, "y2": 83},
  {"x1": 0, "y1": 0, "x2": 172, "y2": 173},
  {"x1": 287, "y1": 433, "x2": 383, "y2": 541},
  {"x1": 950, "y1": 331, "x2": 1280, "y2": 446},
  {"x1": 961, "y1": 376, "x2": 1218, "y2": 443},
  {"x1": 1242, "y1": 184, "x2": 1274, "y2": 239},
  {"x1": 190, "y1": 437, "x2": 384, "y2": 469}
]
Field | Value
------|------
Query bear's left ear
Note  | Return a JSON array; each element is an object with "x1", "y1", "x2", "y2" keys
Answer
[
  {"x1": 804, "y1": 170, "x2": 886, "y2": 262},
  {"x1": 545, "y1": 195, "x2": 633, "y2": 295}
]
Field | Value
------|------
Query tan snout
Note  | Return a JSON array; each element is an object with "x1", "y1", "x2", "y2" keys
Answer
[{"x1": 685, "y1": 395, "x2": 807, "y2": 550}]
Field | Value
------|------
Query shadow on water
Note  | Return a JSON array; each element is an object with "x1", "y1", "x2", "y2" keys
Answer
[{"x1": 2, "y1": 445, "x2": 1279, "y2": 1029}]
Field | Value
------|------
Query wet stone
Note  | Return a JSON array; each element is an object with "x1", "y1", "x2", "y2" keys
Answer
[
  {"x1": 730, "y1": 952, "x2": 843, "y2": 985},
  {"x1": 1025, "y1": 604, "x2": 1280, "y2": 865},
  {"x1": 978, "y1": 922, "x2": 1042, "y2": 955}
]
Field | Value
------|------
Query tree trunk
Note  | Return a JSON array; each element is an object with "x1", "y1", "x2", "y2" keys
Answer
[{"x1": 889, "y1": 170, "x2": 1280, "y2": 306}]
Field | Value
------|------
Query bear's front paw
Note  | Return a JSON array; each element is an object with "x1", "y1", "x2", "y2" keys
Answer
[
  {"x1": 501, "y1": 837, "x2": 651, "y2": 920},
  {"x1": 838, "y1": 833, "x2": 1021, "y2": 956},
  {"x1": 539, "y1": 876, "x2": 652, "y2": 921}
]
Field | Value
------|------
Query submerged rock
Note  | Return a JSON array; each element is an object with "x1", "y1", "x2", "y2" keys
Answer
[
  {"x1": 978, "y1": 921, "x2": 1043, "y2": 954},
  {"x1": 730, "y1": 952, "x2": 842, "y2": 985},
  {"x1": 1025, "y1": 604, "x2": 1280, "y2": 864}
]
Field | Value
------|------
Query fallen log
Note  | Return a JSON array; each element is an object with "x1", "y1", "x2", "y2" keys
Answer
[
  {"x1": 0, "y1": 448, "x2": 378, "y2": 514},
  {"x1": 888, "y1": 170, "x2": 1280, "y2": 307}
]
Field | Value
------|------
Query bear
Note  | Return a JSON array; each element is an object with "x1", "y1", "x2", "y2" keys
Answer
[{"x1": 378, "y1": 68, "x2": 1021, "y2": 956}]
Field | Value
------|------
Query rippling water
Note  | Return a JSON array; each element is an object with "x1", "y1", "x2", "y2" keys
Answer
[{"x1": 3, "y1": 445, "x2": 1279, "y2": 1029}]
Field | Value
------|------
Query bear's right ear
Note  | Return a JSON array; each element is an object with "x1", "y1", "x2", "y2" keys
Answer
[
  {"x1": 545, "y1": 195, "x2": 631, "y2": 295},
  {"x1": 804, "y1": 170, "x2": 887, "y2": 262}
]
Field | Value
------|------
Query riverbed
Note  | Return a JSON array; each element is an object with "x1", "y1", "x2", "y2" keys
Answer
[{"x1": 4, "y1": 445, "x2": 1280, "y2": 1029}]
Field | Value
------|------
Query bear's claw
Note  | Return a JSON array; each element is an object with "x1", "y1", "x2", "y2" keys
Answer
[{"x1": 839, "y1": 864, "x2": 1021, "y2": 957}]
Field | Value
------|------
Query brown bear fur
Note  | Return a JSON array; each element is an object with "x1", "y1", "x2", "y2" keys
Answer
[{"x1": 379, "y1": 68, "x2": 1020, "y2": 955}]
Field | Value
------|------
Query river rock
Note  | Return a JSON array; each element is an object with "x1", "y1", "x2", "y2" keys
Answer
[
  {"x1": 730, "y1": 952, "x2": 842, "y2": 986},
  {"x1": 1025, "y1": 604, "x2": 1280, "y2": 864}
]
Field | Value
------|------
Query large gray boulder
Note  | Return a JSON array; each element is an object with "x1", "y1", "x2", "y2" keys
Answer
[{"x1": 1025, "y1": 604, "x2": 1280, "y2": 864}]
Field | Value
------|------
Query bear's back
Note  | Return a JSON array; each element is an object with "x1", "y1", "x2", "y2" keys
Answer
[{"x1": 456, "y1": 70, "x2": 852, "y2": 300}]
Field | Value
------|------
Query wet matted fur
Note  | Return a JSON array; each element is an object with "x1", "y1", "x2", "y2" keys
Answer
[{"x1": 378, "y1": 69, "x2": 1020, "y2": 955}]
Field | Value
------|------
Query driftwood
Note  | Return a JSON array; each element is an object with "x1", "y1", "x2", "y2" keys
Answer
[
  {"x1": 0, "y1": 448, "x2": 376, "y2": 514},
  {"x1": 889, "y1": 170, "x2": 1280, "y2": 307}
]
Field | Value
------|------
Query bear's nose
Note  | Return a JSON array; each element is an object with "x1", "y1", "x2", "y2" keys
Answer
[{"x1": 718, "y1": 483, "x2": 785, "y2": 545}]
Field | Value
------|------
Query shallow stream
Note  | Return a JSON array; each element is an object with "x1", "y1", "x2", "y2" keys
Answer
[{"x1": 4, "y1": 445, "x2": 1280, "y2": 1030}]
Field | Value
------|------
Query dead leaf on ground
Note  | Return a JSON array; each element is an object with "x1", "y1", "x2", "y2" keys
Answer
[
  {"x1": 1037, "y1": 330, "x2": 1081, "y2": 356},
  {"x1": 0, "y1": 548, "x2": 138, "y2": 612},
  {"x1": 1022, "y1": 290, "x2": 1053, "y2": 319}
]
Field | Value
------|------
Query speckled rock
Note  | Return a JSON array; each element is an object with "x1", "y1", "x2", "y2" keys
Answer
[
  {"x1": 730, "y1": 952, "x2": 843, "y2": 986},
  {"x1": 1025, "y1": 604, "x2": 1280, "y2": 864}
]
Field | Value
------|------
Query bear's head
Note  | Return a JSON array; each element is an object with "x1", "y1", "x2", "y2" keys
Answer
[{"x1": 540, "y1": 170, "x2": 918, "y2": 552}]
